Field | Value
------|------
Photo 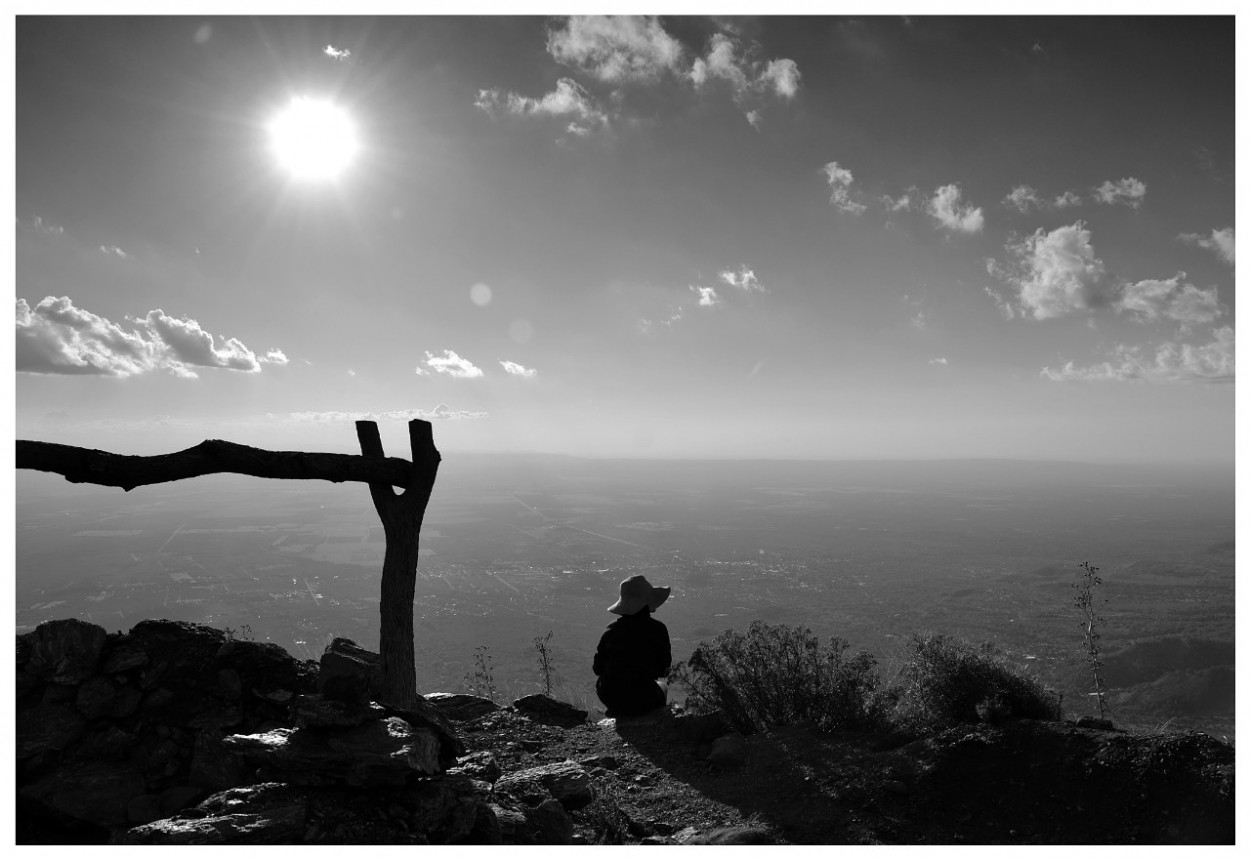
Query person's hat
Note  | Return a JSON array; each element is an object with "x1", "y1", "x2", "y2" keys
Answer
[{"x1": 608, "y1": 574, "x2": 671, "y2": 615}]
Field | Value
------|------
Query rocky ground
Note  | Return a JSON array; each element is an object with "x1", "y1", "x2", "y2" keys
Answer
[
  {"x1": 456, "y1": 704, "x2": 1235, "y2": 845},
  {"x1": 16, "y1": 618, "x2": 1235, "y2": 846}
]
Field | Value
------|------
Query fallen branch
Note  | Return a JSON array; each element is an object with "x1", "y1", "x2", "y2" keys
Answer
[{"x1": 16, "y1": 438, "x2": 420, "y2": 492}]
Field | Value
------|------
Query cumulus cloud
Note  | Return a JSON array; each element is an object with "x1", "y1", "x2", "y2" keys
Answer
[
  {"x1": 690, "y1": 32, "x2": 800, "y2": 102},
  {"x1": 99, "y1": 244, "x2": 128, "y2": 258},
  {"x1": 821, "y1": 162, "x2": 866, "y2": 215},
  {"x1": 929, "y1": 357, "x2": 948, "y2": 365},
  {"x1": 745, "y1": 109, "x2": 762, "y2": 130},
  {"x1": 1092, "y1": 177, "x2": 1147, "y2": 208},
  {"x1": 1053, "y1": 190, "x2": 1082, "y2": 209},
  {"x1": 719, "y1": 265, "x2": 765, "y2": 292},
  {"x1": 291, "y1": 404, "x2": 489, "y2": 422},
  {"x1": 1042, "y1": 327, "x2": 1233, "y2": 384},
  {"x1": 1003, "y1": 185, "x2": 1044, "y2": 213},
  {"x1": 499, "y1": 360, "x2": 537, "y2": 378},
  {"x1": 927, "y1": 184, "x2": 984, "y2": 233},
  {"x1": 423, "y1": 350, "x2": 483, "y2": 378},
  {"x1": 691, "y1": 285, "x2": 721, "y2": 307},
  {"x1": 474, "y1": 78, "x2": 608, "y2": 135},
  {"x1": 1118, "y1": 273, "x2": 1221, "y2": 326},
  {"x1": 139, "y1": 309, "x2": 261, "y2": 372},
  {"x1": 759, "y1": 58, "x2": 801, "y2": 99},
  {"x1": 991, "y1": 222, "x2": 1112, "y2": 319},
  {"x1": 881, "y1": 191, "x2": 915, "y2": 212},
  {"x1": 547, "y1": 15, "x2": 684, "y2": 83},
  {"x1": 1004, "y1": 186, "x2": 1082, "y2": 212},
  {"x1": 16, "y1": 296, "x2": 274, "y2": 378},
  {"x1": 323, "y1": 44, "x2": 350, "y2": 61},
  {"x1": 260, "y1": 348, "x2": 289, "y2": 365},
  {"x1": 1179, "y1": 227, "x2": 1235, "y2": 266}
]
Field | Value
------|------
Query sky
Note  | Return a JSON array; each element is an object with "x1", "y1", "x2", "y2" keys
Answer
[{"x1": 12, "y1": 15, "x2": 1237, "y2": 463}]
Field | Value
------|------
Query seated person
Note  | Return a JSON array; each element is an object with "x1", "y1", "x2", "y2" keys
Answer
[{"x1": 593, "y1": 575, "x2": 672, "y2": 718}]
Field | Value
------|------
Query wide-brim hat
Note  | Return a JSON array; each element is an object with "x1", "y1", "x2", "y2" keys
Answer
[{"x1": 608, "y1": 574, "x2": 671, "y2": 616}]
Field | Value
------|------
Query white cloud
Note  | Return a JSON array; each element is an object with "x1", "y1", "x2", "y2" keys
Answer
[
  {"x1": 16, "y1": 296, "x2": 275, "y2": 378},
  {"x1": 881, "y1": 192, "x2": 914, "y2": 212},
  {"x1": 323, "y1": 45, "x2": 351, "y2": 61},
  {"x1": 499, "y1": 360, "x2": 537, "y2": 378},
  {"x1": 691, "y1": 285, "x2": 721, "y2": 307},
  {"x1": 260, "y1": 348, "x2": 289, "y2": 365},
  {"x1": 759, "y1": 58, "x2": 801, "y2": 99},
  {"x1": 547, "y1": 15, "x2": 684, "y2": 83},
  {"x1": 993, "y1": 222, "x2": 1111, "y2": 319},
  {"x1": 745, "y1": 109, "x2": 762, "y2": 130},
  {"x1": 474, "y1": 78, "x2": 608, "y2": 135},
  {"x1": 346, "y1": 369, "x2": 357, "y2": 377},
  {"x1": 98, "y1": 244, "x2": 128, "y2": 258},
  {"x1": 291, "y1": 404, "x2": 488, "y2": 422},
  {"x1": 1179, "y1": 227, "x2": 1235, "y2": 266},
  {"x1": 690, "y1": 32, "x2": 800, "y2": 102},
  {"x1": 719, "y1": 265, "x2": 765, "y2": 292},
  {"x1": 1003, "y1": 185, "x2": 1043, "y2": 213},
  {"x1": 1092, "y1": 177, "x2": 1147, "y2": 208},
  {"x1": 929, "y1": 357, "x2": 948, "y2": 365},
  {"x1": 1118, "y1": 273, "x2": 1221, "y2": 326},
  {"x1": 927, "y1": 184, "x2": 984, "y2": 233},
  {"x1": 821, "y1": 162, "x2": 866, "y2": 215},
  {"x1": 423, "y1": 349, "x2": 483, "y2": 378},
  {"x1": 1053, "y1": 190, "x2": 1082, "y2": 209},
  {"x1": 139, "y1": 309, "x2": 261, "y2": 372},
  {"x1": 1042, "y1": 327, "x2": 1233, "y2": 384}
]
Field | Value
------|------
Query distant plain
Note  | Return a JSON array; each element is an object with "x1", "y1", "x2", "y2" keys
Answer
[{"x1": 15, "y1": 455, "x2": 1234, "y2": 738}]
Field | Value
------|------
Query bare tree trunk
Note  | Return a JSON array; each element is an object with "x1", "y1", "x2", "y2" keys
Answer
[{"x1": 356, "y1": 420, "x2": 440, "y2": 709}]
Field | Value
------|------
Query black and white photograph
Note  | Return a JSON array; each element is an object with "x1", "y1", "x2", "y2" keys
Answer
[{"x1": 12, "y1": 12, "x2": 1236, "y2": 845}]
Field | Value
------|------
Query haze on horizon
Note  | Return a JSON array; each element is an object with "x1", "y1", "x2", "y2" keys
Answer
[{"x1": 14, "y1": 16, "x2": 1235, "y2": 465}]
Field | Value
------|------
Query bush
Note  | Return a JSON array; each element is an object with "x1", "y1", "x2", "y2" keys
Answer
[
  {"x1": 891, "y1": 633, "x2": 1057, "y2": 730},
  {"x1": 671, "y1": 621, "x2": 883, "y2": 735}
]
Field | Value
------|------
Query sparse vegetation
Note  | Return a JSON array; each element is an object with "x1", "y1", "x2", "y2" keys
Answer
[
  {"x1": 1073, "y1": 560, "x2": 1110, "y2": 719},
  {"x1": 671, "y1": 621, "x2": 883, "y2": 735},
  {"x1": 890, "y1": 633, "x2": 1057, "y2": 731},
  {"x1": 464, "y1": 645, "x2": 498, "y2": 701},
  {"x1": 223, "y1": 623, "x2": 254, "y2": 642},
  {"x1": 533, "y1": 630, "x2": 556, "y2": 696}
]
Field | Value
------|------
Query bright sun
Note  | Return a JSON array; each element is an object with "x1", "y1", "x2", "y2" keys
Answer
[{"x1": 267, "y1": 97, "x2": 360, "y2": 181}]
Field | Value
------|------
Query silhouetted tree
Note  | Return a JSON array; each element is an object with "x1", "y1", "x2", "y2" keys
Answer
[{"x1": 16, "y1": 419, "x2": 439, "y2": 709}]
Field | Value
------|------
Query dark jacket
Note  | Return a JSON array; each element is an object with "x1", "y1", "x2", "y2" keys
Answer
[{"x1": 593, "y1": 607, "x2": 672, "y2": 686}]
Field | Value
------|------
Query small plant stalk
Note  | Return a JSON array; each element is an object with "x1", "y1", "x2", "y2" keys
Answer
[
  {"x1": 534, "y1": 631, "x2": 555, "y2": 696},
  {"x1": 1073, "y1": 561, "x2": 1110, "y2": 720}
]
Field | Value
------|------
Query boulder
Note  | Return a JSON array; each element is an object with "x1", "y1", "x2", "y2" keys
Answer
[
  {"x1": 223, "y1": 717, "x2": 443, "y2": 787},
  {"x1": 512, "y1": 693, "x2": 588, "y2": 728},
  {"x1": 449, "y1": 751, "x2": 502, "y2": 783},
  {"x1": 21, "y1": 761, "x2": 146, "y2": 829},
  {"x1": 112, "y1": 783, "x2": 307, "y2": 845},
  {"x1": 21, "y1": 619, "x2": 108, "y2": 685},
  {"x1": 291, "y1": 694, "x2": 381, "y2": 729},
  {"x1": 319, "y1": 638, "x2": 381, "y2": 703},
  {"x1": 425, "y1": 692, "x2": 500, "y2": 721},
  {"x1": 214, "y1": 638, "x2": 309, "y2": 696},
  {"x1": 16, "y1": 701, "x2": 88, "y2": 759},
  {"x1": 496, "y1": 760, "x2": 594, "y2": 811},
  {"x1": 686, "y1": 825, "x2": 776, "y2": 845},
  {"x1": 189, "y1": 726, "x2": 248, "y2": 792},
  {"x1": 376, "y1": 697, "x2": 465, "y2": 767},
  {"x1": 491, "y1": 798, "x2": 574, "y2": 845},
  {"x1": 76, "y1": 675, "x2": 142, "y2": 720},
  {"x1": 706, "y1": 732, "x2": 748, "y2": 769}
]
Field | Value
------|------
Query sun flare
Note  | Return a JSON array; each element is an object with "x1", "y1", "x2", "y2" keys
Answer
[{"x1": 267, "y1": 97, "x2": 359, "y2": 181}]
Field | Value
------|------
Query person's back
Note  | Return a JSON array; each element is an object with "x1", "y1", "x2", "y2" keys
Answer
[{"x1": 593, "y1": 575, "x2": 672, "y2": 718}]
